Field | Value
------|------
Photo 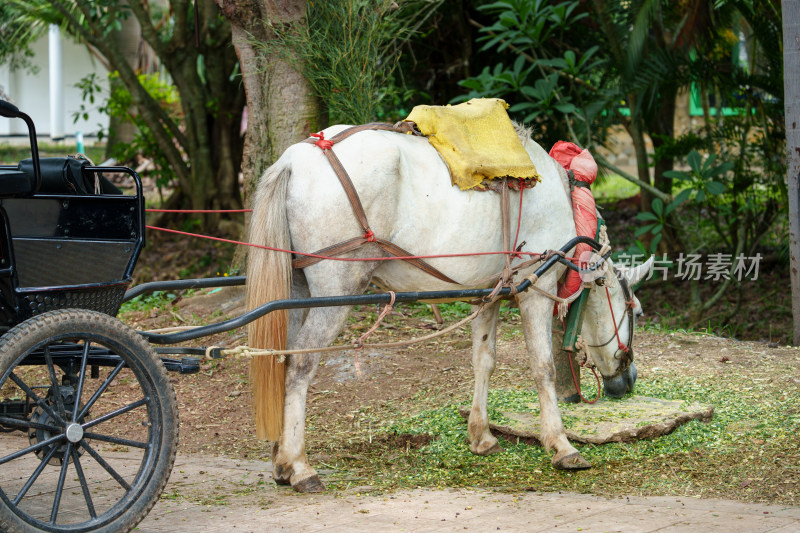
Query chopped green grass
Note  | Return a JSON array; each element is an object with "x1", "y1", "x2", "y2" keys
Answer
[{"x1": 320, "y1": 375, "x2": 799, "y2": 503}]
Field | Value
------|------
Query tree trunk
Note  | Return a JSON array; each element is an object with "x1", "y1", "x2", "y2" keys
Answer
[
  {"x1": 649, "y1": 87, "x2": 682, "y2": 253},
  {"x1": 623, "y1": 94, "x2": 653, "y2": 214},
  {"x1": 105, "y1": 9, "x2": 142, "y2": 160},
  {"x1": 649, "y1": 88, "x2": 676, "y2": 197},
  {"x1": 216, "y1": 0, "x2": 321, "y2": 269},
  {"x1": 217, "y1": 0, "x2": 320, "y2": 194},
  {"x1": 149, "y1": 0, "x2": 245, "y2": 219},
  {"x1": 783, "y1": 0, "x2": 800, "y2": 345}
]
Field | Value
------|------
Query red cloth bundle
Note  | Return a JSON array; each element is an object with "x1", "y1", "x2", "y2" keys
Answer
[{"x1": 548, "y1": 141, "x2": 598, "y2": 301}]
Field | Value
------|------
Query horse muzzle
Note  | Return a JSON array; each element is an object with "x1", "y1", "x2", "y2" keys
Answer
[{"x1": 602, "y1": 360, "x2": 637, "y2": 398}]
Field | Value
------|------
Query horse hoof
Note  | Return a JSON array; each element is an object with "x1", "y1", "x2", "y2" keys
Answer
[
  {"x1": 553, "y1": 451, "x2": 591, "y2": 470},
  {"x1": 293, "y1": 474, "x2": 326, "y2": 493},
  {"x1": 471, "y1": 441, "x2": 504, "y2": 456},
  {"x1": 273, "y1": 464, "x2": 292, "y2": 486}
]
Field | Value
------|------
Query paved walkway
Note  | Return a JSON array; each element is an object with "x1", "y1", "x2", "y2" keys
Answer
[{"x1": 138, "y1": 454, "x2": 800, "y2": 533}]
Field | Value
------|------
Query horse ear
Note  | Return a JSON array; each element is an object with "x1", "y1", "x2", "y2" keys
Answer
[{"x1": 620, "y1": 255, "x2": 655, "y2": 286}]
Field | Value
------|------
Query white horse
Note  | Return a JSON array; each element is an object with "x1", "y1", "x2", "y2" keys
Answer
[{"x1": 246, "y1": 124, "x2": 653, "y2": 492}]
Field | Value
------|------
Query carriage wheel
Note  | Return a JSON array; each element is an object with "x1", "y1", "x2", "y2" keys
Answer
[{"x1": 0, "y1": 310, "x2": 178, "y2": 533}]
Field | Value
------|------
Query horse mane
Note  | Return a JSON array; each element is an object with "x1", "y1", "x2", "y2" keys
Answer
[{"x1": 512, "y1": 121, "x2": 573, "y2": 206}]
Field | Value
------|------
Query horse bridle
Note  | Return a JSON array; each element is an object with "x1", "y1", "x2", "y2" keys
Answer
[{"x1": 584, "y1": 269, "x2": 636, "y2": 380}]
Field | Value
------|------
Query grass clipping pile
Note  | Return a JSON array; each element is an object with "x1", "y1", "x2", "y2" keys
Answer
[{"x1": 120, "y1": 289, "x2": 800, "y2": 506}]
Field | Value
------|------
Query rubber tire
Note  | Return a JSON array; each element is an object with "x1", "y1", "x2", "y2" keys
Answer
[{"x1": 0, "y1": 309, "x2": 178, "y2": 533}]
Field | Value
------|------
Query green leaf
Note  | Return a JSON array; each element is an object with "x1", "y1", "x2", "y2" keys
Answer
[
  {"x1": 477, "y1": 1, "x2": 515, "y2": 12},
  {"x1": 672, "y1": 188, "x2": 692, "y2": 205},
  {"x1": 701, "y1": 153, "x2": 717, "y2": 173},
  {"x1": 512, "y1": 55, "x2": 526, "y2": 77},
  {"x1": 577, "y1": 46, "x2": 600, "y2": 68},
  {"x1": 196, "y1": 54, "x2": 207, "y2": 85},
  {"x1": 536, "y1": 58, "x2": 568, "y2": 69},
  {"x1": 663, "y1": 169, "x2": 689, "y2": 180},
  {"x1": 636, "y1": 211, "x2": 659, "y2": 222},
  {"x1": 709, "y1": 161, "x2": 734, "y2": 176},
  {"x1": 520, "y1": 85, "x2": 542, "y2": 99},
  {"x1": 706, "y1": 181, "x2": 725, "y2": 195},
  {"x1": 554, "y1": 102, "x2": 577, "y2": 114},
  {"x1": 649, "y1": 233, "x2": 662, "y2": 253},
  {"x1": 651, "y1": 198, "x2": 664, "y2": 217},
  {"x1": 634, "y1": 224, "x2": 656, "y2": 236},
  {"x1": 687, "y1": 150, "x2": 702, "y2": 173}
]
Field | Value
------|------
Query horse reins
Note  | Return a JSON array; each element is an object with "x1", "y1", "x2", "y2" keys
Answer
[{"x1": 585, "y1": 274, "x2": 636, "y2": 378}]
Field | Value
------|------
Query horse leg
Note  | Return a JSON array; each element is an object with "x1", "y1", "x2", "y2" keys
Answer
[
  {"x1": 517, "y1": 290, "x2": 591, "y2": 470},
  {"x1": 271, "y1": 270, "x2": 310, "y2": 484},
  {"x1": 272, "y1": 261, "x2": 376, "y2": 492},
  {"x1": 468, "y1": 301, "x2": 503, "y2": 455},
  {"x1": 271, "y1": 305, "x2": 352, "y2": 492}
]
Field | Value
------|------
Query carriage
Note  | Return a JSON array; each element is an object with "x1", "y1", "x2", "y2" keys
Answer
[{"x1": 0, "y1": 99, "x2": 647, "y2": 532}]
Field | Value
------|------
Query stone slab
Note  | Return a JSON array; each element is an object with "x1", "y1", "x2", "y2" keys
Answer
[{"x1": 460, "y1": 395, "x2": 713, "y2": 444}]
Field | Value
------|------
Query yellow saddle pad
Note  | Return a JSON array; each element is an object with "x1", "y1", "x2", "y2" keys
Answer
[{"x1": 405, "y1": 98, "x2": 540, "y2": 190}]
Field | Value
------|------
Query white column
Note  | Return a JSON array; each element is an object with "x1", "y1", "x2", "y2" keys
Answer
[{"x1": 48, "y1": 24, "x2": 64, "y2": 141}]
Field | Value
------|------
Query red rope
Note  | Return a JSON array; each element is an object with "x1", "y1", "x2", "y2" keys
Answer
[
  {"x1": 310, "y1": 132, "x2": 334, "y2": 150},
  {"x1": 146, "y1": 225, "x2": 577, "y2": 263},
  {"x1": 605, "y1": 285, "x2": 629, "y2": 353},
  {"x1": 511, "y1": 185, "x2": 526, "y2": 259},
  {"x1": 567, "y1": 351, "x2": 601, "y2": 404}
]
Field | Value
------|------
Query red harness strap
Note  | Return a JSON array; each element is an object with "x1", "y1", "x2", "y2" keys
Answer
[{"x1": 605, "y1": 285, "x2": 630, "y2": 354}]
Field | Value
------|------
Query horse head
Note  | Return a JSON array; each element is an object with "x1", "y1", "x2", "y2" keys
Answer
[{"x1": 581, "y1": 256, "x2": 653, "y2": 398}]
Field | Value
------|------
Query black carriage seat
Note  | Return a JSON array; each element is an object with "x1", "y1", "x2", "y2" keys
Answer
[
  {"x1": 18, "y1": 156, "x2": 123, "y2": 196},
  {"x1": 0, "y1": 167, "x2": 33, "y2": 197},
  {"x1": 0, "y1": 156, "x2": 122, "y2": 198}
]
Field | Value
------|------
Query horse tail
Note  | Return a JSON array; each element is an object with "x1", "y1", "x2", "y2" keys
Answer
[{"x1": 246, "y1": 159, "x2": 293, "y2": 442}]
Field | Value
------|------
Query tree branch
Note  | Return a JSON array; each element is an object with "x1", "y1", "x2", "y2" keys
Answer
[
  {"x1": 126, "y1": 0, "x2": 169, "y2": 62},
  {"x1": 85, "y1": 43, "x2": 111, "y2": 71},
  {"x1": 171, "y1": 0, "x2": 190, "y2": 50},
  {"x1": 109, "y1": 1, "x2": 189, "y2": 149},
  {"x1": 699, "y1": 225, "x2": 746, "y2": 313},
  {"x1": 592, "y1": 152, "x2": 671, "y2": 202}
]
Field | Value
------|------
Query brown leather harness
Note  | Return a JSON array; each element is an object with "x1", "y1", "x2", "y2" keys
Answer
[{"x1": 292, "y1": 122, "x2": 538, "y2": 289}]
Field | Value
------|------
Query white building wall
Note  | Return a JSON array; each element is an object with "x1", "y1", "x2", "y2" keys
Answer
[{"x1": 0, "y1": 29, "x2": 109, "y2": 138}]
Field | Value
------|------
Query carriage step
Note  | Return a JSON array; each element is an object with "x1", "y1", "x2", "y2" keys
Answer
[{"x1": 159, "y1": 356, "x2": 201, "y2": 374}]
